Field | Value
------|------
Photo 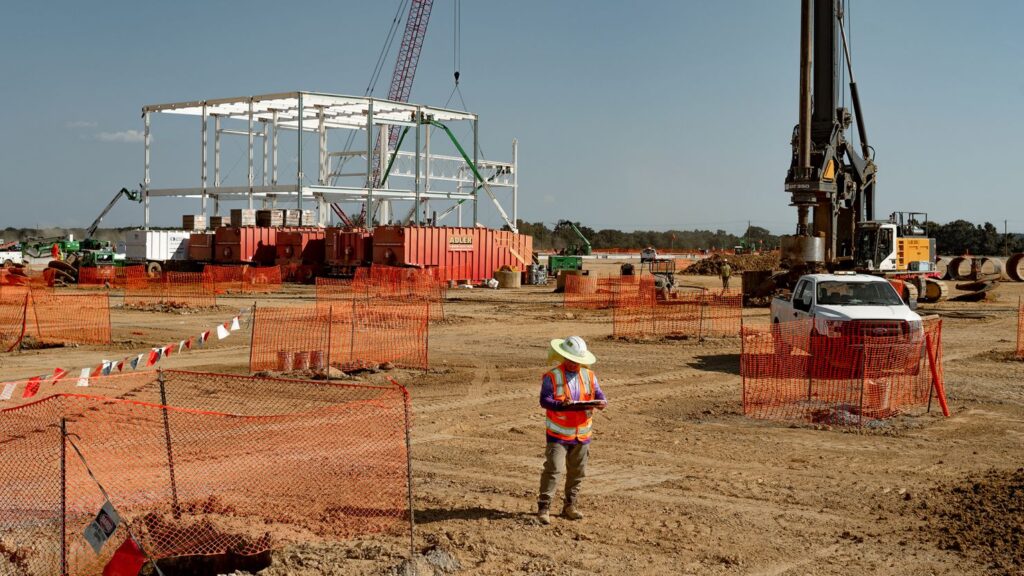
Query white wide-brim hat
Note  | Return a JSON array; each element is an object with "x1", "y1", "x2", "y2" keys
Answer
[{"x1": 549, "y1": 336, "x2": 597, "y2": 365}]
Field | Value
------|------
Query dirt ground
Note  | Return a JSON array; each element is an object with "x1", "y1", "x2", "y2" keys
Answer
[{"x1": 3, "y1": 259, "x2": 1023, "y2": 576}]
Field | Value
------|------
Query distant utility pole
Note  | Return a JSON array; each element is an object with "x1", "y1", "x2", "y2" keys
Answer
[{"x1": 1005, "y1": 220, "x2": 1010, "y2": 256}]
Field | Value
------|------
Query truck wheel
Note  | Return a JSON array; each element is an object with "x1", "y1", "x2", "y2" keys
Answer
[{"x1": 147, "y1": 262, "x2": 162, "y2": 277}]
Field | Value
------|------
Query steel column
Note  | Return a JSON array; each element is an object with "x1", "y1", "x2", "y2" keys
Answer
[
  {"x1": 247, "y1": 98, "x2": 254, "y2": 209},
  {"x1": 366, "y1": 99, "x2": 374, "y2": 227},
  {"x1": 414, "y1": 107, "x2": 422, "y2": 225},
  {"x1": 261, "y1": 120, "x2": 268, "y2": 187},
  {"x1": 201, "y1": 104, "x2": 208, "y2": 218},
  {"x1": 472, "y1": 117, "x2": 479, "y2": 226},
  {"x1": 271, "y1": 110, "x2": 278, "y2": 186},
  {"x1": 512, "y1": 138, "x2": 518, "y2": 227},
  {"x1": 297, "y1": 94, "x2": 304, "y2": 210},
  {"x1": 214, "y1": 115, "x2": 221, "y2": 216},
  {"x1": 143, "y1": 111, "x2": 150, "y2": 229}
]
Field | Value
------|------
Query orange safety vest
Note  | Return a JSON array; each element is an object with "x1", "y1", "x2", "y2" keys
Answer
[{"x1": 544, "y1": 364, "x2": 597, "y2": 442}]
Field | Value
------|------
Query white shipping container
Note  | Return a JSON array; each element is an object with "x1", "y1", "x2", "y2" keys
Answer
[{"x1": 124, "y1": 230, "x2": 191, "y2": 262}]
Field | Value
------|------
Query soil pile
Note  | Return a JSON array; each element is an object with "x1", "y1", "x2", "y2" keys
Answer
[
  {"x1": 921, "y1": 467, "x2": 1024, "y2": 572},
  {"x1": 687, "y1": 253, "x2": 779, "y2": 275}
]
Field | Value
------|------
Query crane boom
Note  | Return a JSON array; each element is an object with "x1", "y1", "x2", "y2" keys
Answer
[{"x1": 331, "y1": 0, "x2": 434, "y2": 226}]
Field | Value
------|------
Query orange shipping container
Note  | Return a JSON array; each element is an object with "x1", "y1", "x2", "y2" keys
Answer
[
  {"x1": 188, "y1": 232, "x2": 216, "y2": 262},
  {"x1": 325, "y1": 228, "x2": 372, "y2": 267},
  {"x1": 214, "y1": 227, "x2": 278, "y2": 265},
  {"x1": 371, "y1": 226, "x2": 533, "y2": 282}
]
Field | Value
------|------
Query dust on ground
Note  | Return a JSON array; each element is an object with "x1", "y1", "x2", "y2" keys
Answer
[{"x1": 2, "y1": 264, "x2": 1024, "y2": 575}]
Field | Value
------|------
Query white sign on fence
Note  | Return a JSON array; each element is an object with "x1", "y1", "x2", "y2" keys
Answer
[{"x1": 83, "y1": 500, "x2": 121, "y2": 554}]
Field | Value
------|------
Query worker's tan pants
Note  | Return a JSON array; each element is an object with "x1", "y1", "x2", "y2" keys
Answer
[
  {"x1": 722, "y1": 277, "x2": 730, "y2": 288},
  {"x1": 538, "y1": 442, "x2": 588, "y2": 509}
]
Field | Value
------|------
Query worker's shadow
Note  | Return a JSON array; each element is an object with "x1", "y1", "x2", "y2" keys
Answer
[
  {"x1": 416, "y1": 506, "x2": 525, "y2": 524},
  {"x1": 688, "y1": 354, "x2": 740, "y2": 375}
]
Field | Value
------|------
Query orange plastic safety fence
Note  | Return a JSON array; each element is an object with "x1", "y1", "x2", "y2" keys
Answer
[
  {"x1": 0, "y1": 286, "x2": 29, "y2": 352},
  {"x1": 124, "y1": 272, "x2": 216, "y2": 310},
  {"x1": 77, "y1": 266, "x2": 147, "y2": 289},
  {"x1": 1017, "y1": 297, "x2": 1024, "y2": 360},
  {"x1": 741, "y1": 317, "x2": 943, "y2": 426},
  {"x1": 0, "y1": 371, "x2": 411, "y2": 576},
  {"x1": 25, "y1": 290, "x2": 111, "y2": 346},
  {"x1": 612, "y1": 285, "x2": 742, "y2": 339},
  {"x1": 251, "y1": 297, "x2": 429, "y2": 373},
  {"x1": 565, "y1": 276, "x2": 645, "y2": 310},
  {"x1": 0, "y1": 287, "x2": 110, "y2": 350},
  {"x1": 357, "y1": 266, "x2": 444, "y2": 322},
  {"x1": 203, "y1": 265, "x2": 282, "y2": 294},
  {"x1": 315, "y1": 277, "x2": 354, "y2": 316}
]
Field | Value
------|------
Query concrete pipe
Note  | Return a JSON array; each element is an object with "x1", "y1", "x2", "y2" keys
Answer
[
  {"x1": 933, "y1": 257, "x2": 949, "y2": 280},
  {"x1": 1006, "y1": 253, "x2": 1024, "y2": 282},
  {"x1": 977, "y1": 257, "x2": 1004, "y2": 279},
  {"x1": 947, "y1": 256, "x2": 972, "y2": 280}
]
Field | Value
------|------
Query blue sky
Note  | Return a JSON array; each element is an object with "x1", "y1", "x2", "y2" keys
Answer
[{"x1": 1, "y1": 1, "x2": 1021, "y2": 234}]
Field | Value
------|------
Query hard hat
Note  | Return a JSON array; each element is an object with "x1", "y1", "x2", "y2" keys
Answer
[{"x1": 548, "y1": 335, "x2": 597, "y2": 365}]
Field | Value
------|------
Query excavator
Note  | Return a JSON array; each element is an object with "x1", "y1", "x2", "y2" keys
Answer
[{"x1": 743, "y1": 0, "x2": 948, "y2": 305}]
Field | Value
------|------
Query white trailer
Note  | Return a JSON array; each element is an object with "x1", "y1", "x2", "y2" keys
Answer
[{"x1": 123, "y1": 230, "x2": 192, "y2": 274}]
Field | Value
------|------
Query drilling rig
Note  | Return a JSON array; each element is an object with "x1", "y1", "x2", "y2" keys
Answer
[{"x1": 746, "y1": 0, "x2": 946, "y2": 304}]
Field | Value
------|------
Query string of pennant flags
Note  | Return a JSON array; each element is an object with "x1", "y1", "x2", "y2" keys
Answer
[{"x1": 0, "y1": 309, "x2": 250, "y2": 403}]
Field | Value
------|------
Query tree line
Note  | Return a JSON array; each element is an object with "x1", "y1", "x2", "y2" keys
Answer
[{"x1": 512, "y1": 220, "x2": 1023, "y2": 256}]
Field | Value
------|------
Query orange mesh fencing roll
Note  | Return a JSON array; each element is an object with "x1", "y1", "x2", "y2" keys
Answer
[
  {"x1": 0, "y1": 371, "x2": 412, "y2": 576},
  {"x1": 124, "y1": 273, "x2": 216, "y2": 310},
  {"x1": 741, "y1": 317, "x2": 943, "y2": 426},
  {"x1": 563, "y1": 275, "x2": 603, "y2": 309},
  {"x1": 25, "y1": 290, "x2": 111, "y2": 345}
]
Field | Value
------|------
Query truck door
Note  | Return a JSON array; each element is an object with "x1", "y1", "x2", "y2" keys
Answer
[{"x1": 791, "y1": 280, "x2": 814, "y2": 321}]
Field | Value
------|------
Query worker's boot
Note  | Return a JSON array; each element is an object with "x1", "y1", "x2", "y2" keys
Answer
[
  {"x1": 537, "y1": 504, "x2": 551, "y2": 525},
  {"x1": 561, "y1": 500, "x2": 583, "y2": 521}
]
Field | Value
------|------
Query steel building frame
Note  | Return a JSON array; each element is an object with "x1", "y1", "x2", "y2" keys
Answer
[{"x1": 141, "y1": 91, "x2": 518, "y2": 230}]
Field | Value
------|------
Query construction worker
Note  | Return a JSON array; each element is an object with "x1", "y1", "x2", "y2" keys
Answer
[
  {"x1": 537, "y1": 336, "x2": 607, "y2": 525},
  {"x1": 50, "y1": 243, "x2": 62, "y2": 261},
  {"x1": 720, "y1": 259, "x2": 732, "y2": 289}
]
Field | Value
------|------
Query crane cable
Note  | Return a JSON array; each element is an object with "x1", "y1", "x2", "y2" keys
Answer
[{"x1": 333, "y1": 0, "x2": 411, "y2": 184}]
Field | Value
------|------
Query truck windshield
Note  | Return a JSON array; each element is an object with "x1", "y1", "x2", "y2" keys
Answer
[{"x1": 816, "y1": 281, "x2": 903, "y2": 306}]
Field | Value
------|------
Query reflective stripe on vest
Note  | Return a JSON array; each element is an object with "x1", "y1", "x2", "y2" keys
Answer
[{"x1": 545, "y1": 364, "x2": 596, "y2": 441}]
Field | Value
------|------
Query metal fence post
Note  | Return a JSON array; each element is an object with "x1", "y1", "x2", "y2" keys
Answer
[
  {"x1": 158, "y1": 371, "x2": 181, "y2": 519},
  {"x1": 248, "y1": 304, "x2": 257, "y2": 372},
  {"x1": 859, "y1": 341, "x2": 867, "y2": 428},
  {"x1": 349, "y1": 294, "x2": 357, "y2": 368},
  {"x1": 60, "y1": 417, "x2": 67, "y2": 576},
  {"x1": 401, "y1": 383, "x2": 416, "y2": 575},
  {"x1": 326, "y1": 305, "x2": 334, "y2": 380}
]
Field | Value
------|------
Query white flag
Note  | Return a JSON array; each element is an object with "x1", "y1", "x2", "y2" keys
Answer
[
  {"x1": 230, "y1": 316, "x2": 241, "y2": 331},
  {"x1": 0, "y1": 383, "x2": 15, "y2": 401},
  {"x1": 216, "y1": 323, "x2": 230, "y2": 340},
  {"x1": 77, "y1": 367, "x2": 91, "y2": 387},
  {"x1": 178, "y1": 340, "x2": 186, "y2": 354}
]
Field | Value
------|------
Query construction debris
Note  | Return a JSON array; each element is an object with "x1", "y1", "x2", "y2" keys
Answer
[{"x1": 686, "y1": 253, "x2": 779, "y2": 276}]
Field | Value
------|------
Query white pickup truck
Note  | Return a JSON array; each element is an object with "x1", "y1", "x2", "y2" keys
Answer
[
  {"x1": 0, "y1": 248, "x2": 23, "y2": 267},
  {"x1": 771, "y1": 273, "x2": 923, "y2": 346}
]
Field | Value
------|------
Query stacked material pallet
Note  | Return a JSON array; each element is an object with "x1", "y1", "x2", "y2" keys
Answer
[
  {"x1": 230, "y1": 209, "x2": 257, "y2": 227},
  {"x1": 182, "y1": 215, "x2": 207, "y2": 231},
  {"x1": 256, "y1": 209, "x2": 284, "y2": 227}
]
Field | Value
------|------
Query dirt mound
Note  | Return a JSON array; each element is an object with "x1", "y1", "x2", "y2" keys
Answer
[
  {"x1": 920, "y1": 467, "x2": 1024, "y2": 572},
  {"x1": 687, "y1": 253, "x2": 779, "y2": 275}
]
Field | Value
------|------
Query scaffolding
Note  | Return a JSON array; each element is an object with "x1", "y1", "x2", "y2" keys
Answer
[{"x1": 142, "y1": 91, "x2": 518, "y2": 230}]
